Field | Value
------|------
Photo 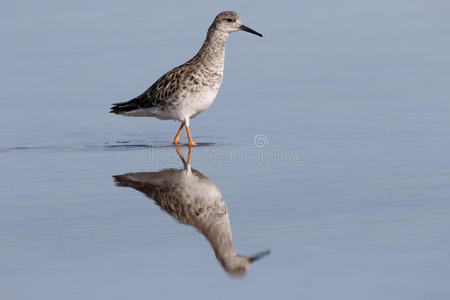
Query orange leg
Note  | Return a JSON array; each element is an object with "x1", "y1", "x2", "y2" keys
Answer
[
  {"x1": 173, "y1": 123, "x2": 184, "y2": 145},
  {"x1": 185, "y1": 125, "x2": 197, "y2": 146}
]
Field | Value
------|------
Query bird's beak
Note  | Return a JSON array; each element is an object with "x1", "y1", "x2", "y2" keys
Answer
[
  {"x1": 240, "y1": 25, "x2": 263, "y2": 37},
  {"x1": 248, "y1": 250, "x2": 271, "y2": 263}
]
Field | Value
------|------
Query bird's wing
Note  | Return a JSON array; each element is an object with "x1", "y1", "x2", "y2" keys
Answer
[{"x1": 111, "y1": 64, "x2": 194, "y2": 112}]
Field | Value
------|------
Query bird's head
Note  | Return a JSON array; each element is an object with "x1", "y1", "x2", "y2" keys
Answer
[
  {"x1": 221, "y1": 250, "x2": 271, "y2": 277},
  {"x1": 213, "y1": 11, "x2": 263, "y2": 37}
]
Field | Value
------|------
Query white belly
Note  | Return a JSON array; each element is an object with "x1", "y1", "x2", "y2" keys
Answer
[
  {"x1": 122, "y1": 87, "x2": 219, "y2": 121},
  {"x1": 159, "y1": 87, "x2": 219, "y2": 122}
]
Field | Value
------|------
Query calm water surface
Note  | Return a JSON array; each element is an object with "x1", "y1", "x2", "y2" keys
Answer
[{"x1": 1, "y1": 1, "x2": 450, "y2": 299}]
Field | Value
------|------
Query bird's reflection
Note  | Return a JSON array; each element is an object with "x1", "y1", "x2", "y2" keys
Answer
[{"x1": 113, "y1": 147, "x2": 269, "y2": 276}]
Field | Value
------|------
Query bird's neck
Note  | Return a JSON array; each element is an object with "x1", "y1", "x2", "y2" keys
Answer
[
  {"x1": 196, "y1": 27, "x2": 228, "y2": 70},
  {"x1": 202, "y1": 218, "x2": 237, "y2": 263}
]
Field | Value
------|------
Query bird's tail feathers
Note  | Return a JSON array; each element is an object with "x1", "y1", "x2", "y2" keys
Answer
[{"x1": 110, "y1": 100, "x2": 136, "y2": 114}]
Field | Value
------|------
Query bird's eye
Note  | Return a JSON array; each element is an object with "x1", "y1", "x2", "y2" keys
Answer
[{"x1": 226, "y1": 18, "x2": 233, "y2": 22}]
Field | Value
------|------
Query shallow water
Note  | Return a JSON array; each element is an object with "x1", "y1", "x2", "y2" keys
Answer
[{"x1": 1, "y1": 1, "x2": 450, "y2": 299}]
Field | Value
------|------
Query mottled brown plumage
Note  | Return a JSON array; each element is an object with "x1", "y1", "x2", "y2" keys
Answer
[{"x1": 110, "y1": 11, "x2": 262, "y2": 145}]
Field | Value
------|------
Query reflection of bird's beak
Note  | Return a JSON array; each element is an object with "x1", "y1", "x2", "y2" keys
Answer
[
  {"x1": 248, "y1": 250, "x2": 271, "y2": 263},
  {"x1": 240, "y1": 25, "x2": 263, "y2": 37}
]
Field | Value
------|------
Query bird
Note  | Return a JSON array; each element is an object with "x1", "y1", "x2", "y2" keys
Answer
[
  {"x1": 110, "y1": 11, "x2": 263, "y2": 146},
  {"x1": 113, "y1": 147, "x2": 270, "y2": 275}
]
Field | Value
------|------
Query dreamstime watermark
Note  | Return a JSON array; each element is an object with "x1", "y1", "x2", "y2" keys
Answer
[{"x1": 138, "y1": 134, "x2": 304, "y2": 167}]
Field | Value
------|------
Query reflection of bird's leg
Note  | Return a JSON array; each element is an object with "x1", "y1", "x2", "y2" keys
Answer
[
  {"x1": 175, "y1": 145, "x2": 193, "y2": 168},
  {"x1": 187, "y1": 146, "x2": 192, "y2": 164},
  {"x1": 176, "y1": 146, "x2": 187, "y2": 166},
  {"x1": 173, "y1": 123, "x2": 184, "y2": 145}
]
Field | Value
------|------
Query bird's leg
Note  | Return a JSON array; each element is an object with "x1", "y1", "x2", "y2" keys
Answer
[
  {"x1": 173, "y1": 122, "x2": 185, "y2": 145},
  {"x1": 185, "y1": 125, "x2": 197, "y2": 146}
]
